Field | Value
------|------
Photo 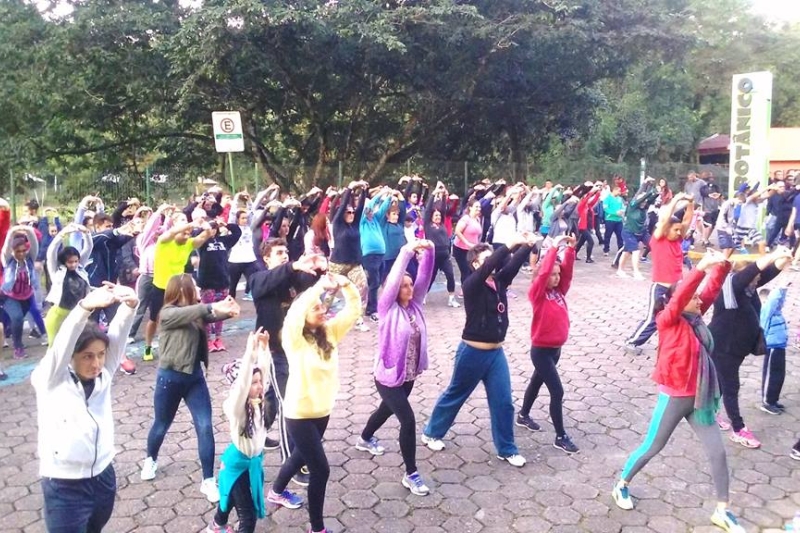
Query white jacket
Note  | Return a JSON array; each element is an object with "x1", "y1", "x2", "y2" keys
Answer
[
  {"x1": 31, "y1": 304, "x2": 134, "y2": 479},
  {"x1": 45, "y1": 229, "x2": 93, "y2": 306}
]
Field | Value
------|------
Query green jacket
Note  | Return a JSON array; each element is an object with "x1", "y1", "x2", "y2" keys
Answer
[
  {"x1": 158, "y1": 303, "x2": 234, "y2": 374},
  {"x1": 623, "y1": 186, "x2": 658, "y2": 234}
]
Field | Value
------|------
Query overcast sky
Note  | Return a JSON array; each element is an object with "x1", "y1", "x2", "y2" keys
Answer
[{"x1": 750, "y1": 0, "x2": 800, "y2": 21}]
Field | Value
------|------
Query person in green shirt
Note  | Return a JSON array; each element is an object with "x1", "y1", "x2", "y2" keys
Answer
[
  {"x1": 615, "y1": 178, "x2": 659, "y2": 279},
  {"x1": 142, "y1": 212, "x2": 214, "y2": 361},
  {"x1": 602, "y1": 187, "x2": 625, "y2": 255}
]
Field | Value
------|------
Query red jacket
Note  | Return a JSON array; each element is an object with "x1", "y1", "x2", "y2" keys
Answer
[
  {"x1": 651, "y1": 264, "x2": 730, "y2": 393},
  {"x1": 529, "y1": 246, "x2": 575, "y2": 347},
  {"x1": 577, "y1": 191, "x2": 600, "y2": 231}
]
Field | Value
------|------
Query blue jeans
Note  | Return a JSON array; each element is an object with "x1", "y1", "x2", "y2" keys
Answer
[
  {"x1": 146, "y1": 367, "x2": 215, "y2": 478},
  {"x1": 3, "y1": 296, "x2": 31, "y2": 349},
  {"x1": 362, "y1": 253, "x2": 384, "y2": 315},
  {"x1": 42, "y1": 464, "x2": 116, "y2": 533},
  {"x1": 424, "y1": 342, "x2": 518, "y2": 457}
]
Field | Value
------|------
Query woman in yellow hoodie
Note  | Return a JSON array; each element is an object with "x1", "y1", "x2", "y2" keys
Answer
[{"x1": 266, "y1": 272, "x2": 360, "y2": 533}]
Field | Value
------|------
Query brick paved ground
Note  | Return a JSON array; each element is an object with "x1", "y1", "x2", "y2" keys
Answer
[{"x1": 2, "y1": 257, "x2": 799, "y2": 532}]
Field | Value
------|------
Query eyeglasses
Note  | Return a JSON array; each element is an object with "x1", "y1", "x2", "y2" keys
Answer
[{"x1": 345, "y1": 210, "x2": 355, "y2": 214}]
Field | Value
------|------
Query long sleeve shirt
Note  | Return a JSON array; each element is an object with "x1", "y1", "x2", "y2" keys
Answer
[
  {"x1": 223, "y1": 343, "x2": 271, "y2": 458},
  {"x1": 281, "y1": 281, "x2": 360, "y2": 419},
  {"x1": 330, "y1": 189, "x2": 366, "y2": 265}
]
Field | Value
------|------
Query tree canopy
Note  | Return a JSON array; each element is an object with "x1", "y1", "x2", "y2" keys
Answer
[{"x1": 2, "y1": 0, "x2": 799, "y2": 196}]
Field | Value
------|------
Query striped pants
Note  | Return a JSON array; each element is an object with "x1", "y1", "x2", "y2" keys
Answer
[
  {"x1": 621, "y1": 393, "x2": 729, "y2": 502},
  {"x1": 626, "y1": 283, "x2": 671, "y2": 347}
]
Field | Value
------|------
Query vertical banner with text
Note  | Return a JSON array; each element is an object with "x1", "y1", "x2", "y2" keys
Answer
[{"x1": 728, "y1": 72, "x2": 773, "y2": 199}]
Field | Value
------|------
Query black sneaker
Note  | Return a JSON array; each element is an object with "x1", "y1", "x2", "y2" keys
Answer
[
  {"x1": 264, "y1": 436, "x2": 280, "y2": 450},
  {"x1": 554, "y1": 435, "x2": 579, "y2": 454},
  {"x1": 759, "y1": 403, "x2": 782, "y2": 415},
  {"x1": 0, "y1": 371, "x2": 7, "y2": 381},
  {"x1": 515, "y1": 413, "x2": 541, "y2": 432},
  {"x1": 585, "y1": 258, "x2": 595, "y2": 264},
  {"x1": 28, "y1": 329, "x2": 42, "y2": 339},
  {"x1": 369, "y1": 313, "x2": 379, "y2": 323},
  {"x1": 775, "y1": 402, "x2": 786, "y2": 411},
  {"x1": 292, "y1": 466, "x2": 310, "y2": 487}
]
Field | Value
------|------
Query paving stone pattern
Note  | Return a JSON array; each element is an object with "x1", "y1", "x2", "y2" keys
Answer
[{"x1": 2, "y1": 259, "x2": 799, "y2": 532}]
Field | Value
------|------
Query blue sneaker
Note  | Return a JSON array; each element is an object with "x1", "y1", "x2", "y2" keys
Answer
[
  {"x1": 242, "y1": 292, "x2": 253, "y2": 302},
  {"x1": 267, "y1": 489, "x2": 303, "y2": 509}
]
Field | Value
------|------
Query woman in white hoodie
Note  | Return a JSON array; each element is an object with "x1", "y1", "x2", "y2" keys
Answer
[{"x1": 31, "y1": 282, "x2": 137, "y2": 533}]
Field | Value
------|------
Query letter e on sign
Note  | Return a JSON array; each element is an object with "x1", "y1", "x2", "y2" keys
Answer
[{"x1": 212, "y1": 111, "x2": 245, "y2": 153}]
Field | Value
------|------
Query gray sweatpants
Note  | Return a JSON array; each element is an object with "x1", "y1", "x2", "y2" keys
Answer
[{"x1": 621, "y1": 393, "x2": 729, "y2": 502}]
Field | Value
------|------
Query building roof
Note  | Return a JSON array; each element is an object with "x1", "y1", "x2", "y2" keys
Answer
[{"x1": 697, "y1": 129, "x2": 800, "y2": 161}]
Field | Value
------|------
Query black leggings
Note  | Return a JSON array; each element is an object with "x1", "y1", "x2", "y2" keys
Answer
[
  {"x1": 520, "y1": 346, "x2": 565, "y2": 437},
  {"x1": 361, "y1": 380, "x2": 417, "y2": 475},
  {"x1": 228, "y1": 261, "x2": 259, "y2": 298},
  {"x1": 273, "y1": 417, "x2": 330, "y2": 532},
  {"x1": 214, "y1": 471, "x2": 256, "y2": 533},
  {"x1": 453, "y1": 246, "x2": 471, "y2": 285},
  {"x1": 575, "y1": 229, "x2": 594, "y2": 260},
  {"x1": 712, "y1": 350, "x2": 747, "y2": 432},
  {"x1": 429, "y1": 251, "x2": 456, "y2": 294}
]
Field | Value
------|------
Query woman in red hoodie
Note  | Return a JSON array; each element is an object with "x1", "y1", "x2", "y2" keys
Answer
[
  {"x1": 516, "y1": 234, "x2": 578, "y2": 454},
  {"x1": 611, "y1": 250, "x2": 747, "y2": 533}
]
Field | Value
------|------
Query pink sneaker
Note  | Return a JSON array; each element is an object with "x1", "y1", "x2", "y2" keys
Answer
[
  {"x1": 13, "y1": 347, "x2": 26, "y2": 359},
  {"x1": 215, "y1": 339, "x2": 226, "y2": 352},
  {"x1": 730, "y1": 427, "x2": 761, "y2": 449},
  {"x1": 716, "y1": 414, "x2": 731, "y2": 431},
  {"x1": 207, "y1": 339, "x2": 218, "y2": 353}
]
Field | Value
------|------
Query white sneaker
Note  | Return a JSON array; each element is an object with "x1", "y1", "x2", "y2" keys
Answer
[
  {"x1": 140, "y1": 457, "x2": 158, "y2": 480},
  {"x1": 497, "y1": 454, "x2": 526, "y2": 467},
  {"x1": 151, "y1": 339, "x2": 159, "y2": 348},
  {"x1": 421, "y1": 434, "x2": 445, "y2": 452},
  {"x1": 616, "y1": 270, "x2": 630, "y2": 278},
  {"x1": 126, "y1": 337, "x2": 135, "y2": 345},
  {"x1": 632, "y1": 272, "x2": 645, "y2": 281},
  {"x1": 200, "y1": 477, "x2": 220, "y2": 503},
  {"x1": 612, "y1": 480, "x2": 634, "y2": 510},
  {"x1": 447, "y1": 297, "x2": 460, "y2": 308},
  {"x1": 355, "y1": 320, "x2": 370, "y2": 332}
]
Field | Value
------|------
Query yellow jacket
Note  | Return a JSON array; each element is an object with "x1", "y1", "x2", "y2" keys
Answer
[{"x1": 281, "y1": 280, "x2": 360, "y2": 419}]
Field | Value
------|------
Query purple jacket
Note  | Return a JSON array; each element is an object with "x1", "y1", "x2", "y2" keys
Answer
[{"x1": 373, "y1": 245, "x2": 434, "y2": 387}]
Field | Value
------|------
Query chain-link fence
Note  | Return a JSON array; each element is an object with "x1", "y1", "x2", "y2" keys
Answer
[{"x1": 8, "y1": 156, "x2": 732, "y2": 219}]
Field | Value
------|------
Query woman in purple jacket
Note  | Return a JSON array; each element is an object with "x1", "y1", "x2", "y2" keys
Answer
[{"x1": 354, "y1": 239, "x2": 434, "y2": 496}]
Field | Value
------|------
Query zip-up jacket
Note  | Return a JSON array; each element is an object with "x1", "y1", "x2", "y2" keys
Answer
[{"x1": 31, "y1": 304, "x2": 135, "y2": 479}]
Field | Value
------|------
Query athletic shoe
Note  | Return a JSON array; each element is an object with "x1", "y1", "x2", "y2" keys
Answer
[
  {"x1": 515, "y1": 413, "x2": 541, "y2": 431},
  {"x1": 421, "y1": 434, "x2": 445, "y2": 452},
  {"x1": 497, "y1": 454, "x2": 527, "y2": 467},
  {"x1": 603, "y1": 252, "x2": 609, "y2": 257},
  {"x1": 710, "y1": 507, "x2": 746, "y2": 533},
  {"x1": 632, "y1": 272, "x2": 645, "y2": 281},
  {"x1": 200, "y1": 477, "x2": 220, "y2": 503},
  {"x1": 205, "y1": 521, "x2": 233, "y2": 533},
  {"x1": 639, "y1": 257, "x2": 650, "y2": 263},
  {"x1": 402, "y1": 471, "x2": 430, "y2": 496},
  {"x1": 28, "y1": 329, "x2": 42, "y2": 339},
  {"x1": 447, "y1": 296, "x2": 461, "y2": 308},
  {"x1": 554, "y1": 435, "x2": 580, "y2": 454},
  {"x1": 774, "y1": 402, "x2": 786, "y2": 411},
  {"x1": 267, "y1": 489, "x2": 304, "y2": 509},
  {"x1": 585, "y1": 258, "x2": 595, "y2": 264},
  {"x1": 292, "y1": 466, "x2": 310, "y2": 487},
  {"x1": 612, "y1": 480, "x2": 634, "y2": 510},
  {"x1": 242, "y1": 292, "x2": 253, "y2": 302},
  {"x1": 369, "y1": 313, "x2": 379, "y2": 323},
  {"x1": 215, "y1": 339, "x2": 227, "y2": 352},
  {"x1": 307, "y1": 529, "x2": 334, "y2": 533},
  {"x1": 120, "y1": 356, "x2": 136, "y2": 375},
  {"x1": 729, "y1": 427, "x2": 761, "y2": 449},
  {"x1": 624, "y1": 343, "x2": 643, "y2": 356},
  {"x1": 616, "y1": 270, "x2": 629, "y2": 279},
  {"x1": 13, "y1": 348, "x2": 26, "y2": 359},
  {"x1": 142, "y1": 346, "x2": 154, "y2": 362},
  {"x1": 716, "y1": 414, "x2": 731, "y2": 431},
  {"x1": 790, "y1": 443, "x2": 800, "y2": 461},
  {"x1": 126, "y1": 336, "x2": 136, "y2": 345},
  {"x1": 264, "y1": 436, "x2": 280, "y2": 450},
  {"x1": 759, "y1": 403, "x2": 782, "y2": 415},
  {"x1": 140, "y1": 457, "x2": 158, "y2": 480},
  {"x1": 354, "y1": 319, "x2": 370, "y2": 332},
  {"x1": 207, "y1": 339, "x2": 218, "y2": 353},
  {"x1": 736, "y1": 246, "x2": 749, "y2": 254},
  {"x1": 355, "y1": 436, "x2": 385, "y2": 456}
]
